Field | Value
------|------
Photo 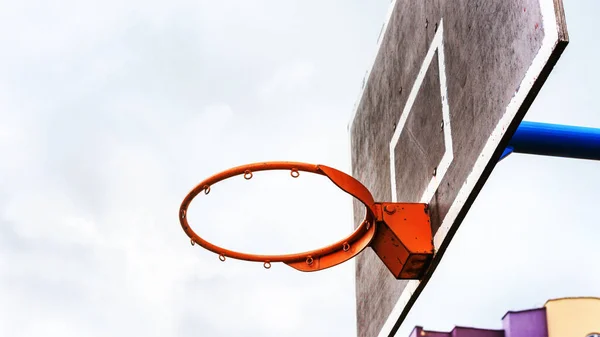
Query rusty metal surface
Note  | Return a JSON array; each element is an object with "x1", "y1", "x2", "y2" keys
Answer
[{"x1": 350, "y1": 1, "x2": 568, "y2": 336}]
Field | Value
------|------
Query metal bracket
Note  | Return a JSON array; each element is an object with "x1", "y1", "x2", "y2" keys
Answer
[{"x1": 370, "y1": 203, "x2": 434, "y2": 279}]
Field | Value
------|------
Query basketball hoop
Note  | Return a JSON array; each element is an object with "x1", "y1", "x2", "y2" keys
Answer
[
  {"x1": 179, "y1": 161, "x2": 434, "y2": 278},
  {"x1": 179, "y1": 162, "x2": 377, "y2": 272}
]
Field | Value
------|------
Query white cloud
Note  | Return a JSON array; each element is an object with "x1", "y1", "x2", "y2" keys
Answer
[
  {"x1": 0, "y1": 1, "x2": 387, "y2": 336},
  {"x1": 258, "y1": 61, "x2": 316, "y2": 100},
  {"x1": 2, "y1": 1, "x2": 598, "y2": 337}
]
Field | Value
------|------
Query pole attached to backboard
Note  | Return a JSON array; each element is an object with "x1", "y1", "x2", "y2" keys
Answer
[{"x1": 500, "y1": 121, "x2": 600, "y2": 161}]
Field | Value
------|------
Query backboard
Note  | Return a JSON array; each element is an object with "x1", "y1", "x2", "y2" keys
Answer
[{"x1": 350, "y1": 1, "x2": 568, "y2": 337}]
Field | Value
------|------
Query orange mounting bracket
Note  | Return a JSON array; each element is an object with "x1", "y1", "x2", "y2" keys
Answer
[{"x1": 178, "y1": 162, "x2": 433, "y2": 279}]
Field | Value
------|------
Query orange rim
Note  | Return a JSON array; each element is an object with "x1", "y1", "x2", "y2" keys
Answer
[{"x1": 179, "y1": 161, "x2": 377, "y2": 272}]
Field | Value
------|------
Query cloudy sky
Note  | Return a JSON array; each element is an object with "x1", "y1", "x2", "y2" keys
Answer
[{"x1": 1, "y1": 1, "x2": 599, "y2": 337}]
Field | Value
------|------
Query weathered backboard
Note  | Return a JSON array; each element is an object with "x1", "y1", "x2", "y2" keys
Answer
[{"x1": 349, "y1": 1, "x2": 568, "y2": 336}]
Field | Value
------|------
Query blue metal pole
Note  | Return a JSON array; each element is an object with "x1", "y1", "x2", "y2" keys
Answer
[{"x1": 500, "y1": 121, "x2": 600, "y2": 161}]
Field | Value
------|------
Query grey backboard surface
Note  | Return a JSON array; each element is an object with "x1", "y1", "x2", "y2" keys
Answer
[{"x1": 349, "y1": 1, "x2": 568, "y2": 336}]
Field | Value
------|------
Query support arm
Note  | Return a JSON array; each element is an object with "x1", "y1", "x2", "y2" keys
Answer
[{"x1": 501, "y1": 121, "x2": 600, "y2": 161}]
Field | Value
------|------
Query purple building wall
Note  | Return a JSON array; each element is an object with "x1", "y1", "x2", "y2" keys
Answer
[
  {"x1": 502, "y1": 308, "x2": 548, "y2": 337},
  {"x1": 410, "y1": 326, "x2": 504, "y2": 337},
  {"x1": 410, "y1": 326, "x2": 449, "y2": 337},
  {"x1": 452, "y1": 327, "x2": 505, "y2": 337},
  {"x1": 408, "y1": 307, "x2": 547, "y2": 337}
]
